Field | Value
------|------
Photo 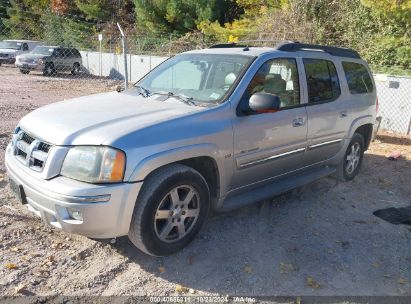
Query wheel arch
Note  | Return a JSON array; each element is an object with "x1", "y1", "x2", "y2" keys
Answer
[
  {"x1": 354, "y1": 124, "x2": 373, "y2": 150},
  {"x1": 348, "y1": 115, "x2": 374, "y2": 150},
  {"x1": 127, "y1": 144, "x2": 224, "y2": 207}
]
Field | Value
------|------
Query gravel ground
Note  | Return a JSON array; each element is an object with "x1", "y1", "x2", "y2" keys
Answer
[{"x1": 0, "y1": 66, "x2": 410, "y2": 297}]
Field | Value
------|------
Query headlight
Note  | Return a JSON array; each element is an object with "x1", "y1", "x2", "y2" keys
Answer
[
  {"x1": 37, "y1": 59, "x2": 43, "y2": 64},
  {"x1": 61, "y1": 146, "x2": 126, "y2": 183}
]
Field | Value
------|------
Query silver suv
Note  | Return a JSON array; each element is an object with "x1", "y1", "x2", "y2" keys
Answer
[
  {"x1": 0, "y1": 40, "x2": 41, "y2": 65},
  {"x1": 15, "y1": 46, "x2": 82, "y2": 76},
  {"x1": 5, "y1": 42, "x2": 377, "y2": 256}
]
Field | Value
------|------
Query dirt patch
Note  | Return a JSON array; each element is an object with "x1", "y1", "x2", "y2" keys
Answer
[{"x1": 0, "y1": 66, "x2": 410, "y2": 297}]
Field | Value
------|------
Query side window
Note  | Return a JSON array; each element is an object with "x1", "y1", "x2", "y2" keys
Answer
[
  {"x1": 62, "y1": 48, "x2": 70, "y2": 57},
  {"x1": 303, "y1": 59, "x2": 341, "y2": 103},
  {"x1": 246, "y1": 58, "x2": 300, "y2": 108},
  {"x1": 53, "y1": 49, "x2": 62, "y2": 57},
  {"x1": 342, "y1": 62, "x2": 373, "y2": 94}
]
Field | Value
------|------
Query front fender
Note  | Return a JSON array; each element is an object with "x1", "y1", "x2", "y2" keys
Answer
[{"x1": 127, "y1": 143, "x2": 227, "y2": 184}]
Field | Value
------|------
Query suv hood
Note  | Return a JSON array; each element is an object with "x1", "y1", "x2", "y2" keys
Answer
[
  {"x1": 17, "y1": 53, "x2": 47, "y2": 60},
  {"x1": 0, "y1": 49, "x2": 18, "y2": 54},
  {"x1": 19, "y1": 91, "x2": 204, "y2": 146}
]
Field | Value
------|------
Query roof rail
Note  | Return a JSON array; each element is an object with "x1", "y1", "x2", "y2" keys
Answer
[
  {"x1": 275, "y1": 41, "x2": 361, "y2": 59},
  {"x1": 209, "y1": 43, "x2": 246, "y2": 48},
  {"x1": 210, "y1": 40, "x2": 284, "y2": 49}
]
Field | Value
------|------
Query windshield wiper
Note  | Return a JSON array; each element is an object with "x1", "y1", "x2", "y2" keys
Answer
[
  {"x1": 135, "y1": 85, "x2": 151, "y2": 97},
  {"x1": 151, "y1": 91, "x2": 196, "y2": 106}
]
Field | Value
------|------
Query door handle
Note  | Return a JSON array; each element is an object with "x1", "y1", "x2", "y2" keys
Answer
[
  {"x1": 292, "y1": 117, "x2": 305, "y2": 127},
  {"x1": 339, "y1": 111, "x2": 348, "y2": 118}
]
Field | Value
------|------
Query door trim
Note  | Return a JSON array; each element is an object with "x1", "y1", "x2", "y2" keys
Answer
[
  {"x1": 239, "y1": 147, "x2": 306, "y2": 169},
  {"x1": 308, "y1": 139, "x2": 343, "y2": 150}
]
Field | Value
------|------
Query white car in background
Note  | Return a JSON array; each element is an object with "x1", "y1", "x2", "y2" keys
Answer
[{"x1": 0, "y1": 40, "x2": 41, "y2": 65}]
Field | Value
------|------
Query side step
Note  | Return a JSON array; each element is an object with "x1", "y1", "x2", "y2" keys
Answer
[{"x1": 219, "y1": 166, "x2": 336, "y2": 212}]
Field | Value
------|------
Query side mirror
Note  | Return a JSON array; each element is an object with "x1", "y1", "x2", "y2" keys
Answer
[{"x1": 247, "y1": 93, "x2": 281, "y2": 114}]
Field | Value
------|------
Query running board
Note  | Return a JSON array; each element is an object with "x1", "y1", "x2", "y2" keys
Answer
[{"x1": 219, "y1": 166, "x2": 336, "y2": 212}]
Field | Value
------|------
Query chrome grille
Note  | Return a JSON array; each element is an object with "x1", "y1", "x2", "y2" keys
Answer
[
  {"x1": 20, "y1": 58, "x2": 37, "y2": 64},
  {"x1": 0, "y1": 53, "x2": 8, "y2": 58},
  {"x1": 13, "y1": 130, "x2": 53, "y2": 172},
  {"x1": 21, "y1": 132, "x2": 34, "y2": 144}
]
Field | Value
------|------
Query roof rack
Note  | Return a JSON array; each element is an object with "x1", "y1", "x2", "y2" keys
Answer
[
  {"x1": 209, "y1": 43, "x2": 248, "y2": 48},
  {"x1": 209, "y1": 40, "x2": 283, "y2": 49},
  {"x1": 209, "y1": 40, "x2": 361, "y2": 59},
  {"x1": 275, "y1": 41, "x2": 361, "y2": 59}
]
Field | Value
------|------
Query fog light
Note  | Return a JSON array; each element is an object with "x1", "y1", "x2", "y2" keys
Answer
[{"x1": 67, "y1": 208, "x2": 83, "y2": 221}]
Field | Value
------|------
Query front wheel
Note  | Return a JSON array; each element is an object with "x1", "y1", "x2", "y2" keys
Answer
[
  {"x1": 128, "y1": 164, "x2": 210, "y2": 256},
  {"x1": 334, "y1": 133, "x2": 365, "y2": 181},
  {"x1": 43, "y1": 63, "x2": 55, "y2": 76}
]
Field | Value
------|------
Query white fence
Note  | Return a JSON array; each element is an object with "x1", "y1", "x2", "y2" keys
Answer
[
  {"x1": 80, "y1": 51, "x2": 168, "y2": 83},
  {"x1": 374, "y1": 75, "x2": 411, "y2": 135}
]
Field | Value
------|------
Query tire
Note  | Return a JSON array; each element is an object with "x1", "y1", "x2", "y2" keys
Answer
[
  {"x1": 333, "y1": 133, "x2": 365, "y2": 181},
  {"x1": 71, "y1": 63, "x2": 80, "y2": 75},
  {"x1": 20, "y1": 69, "x2": 30, "y2": 74},
  {"x1": 128, "y1": 164, "x2": 210, "y2": 256},
  {"x1": 43, "y1": 63, "x2": 55, "y2": 76}
]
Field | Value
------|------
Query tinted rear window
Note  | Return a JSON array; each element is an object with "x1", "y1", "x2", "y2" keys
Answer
[
  {"x1": 342, "y1": 62, "x2": 373, "y2": 94},
  {"x1": 303, "y1": 58, "x2": 341, "y2": 103},
  {"x1": 70, "y1": 49, "x2": 81, "y2": 57}
]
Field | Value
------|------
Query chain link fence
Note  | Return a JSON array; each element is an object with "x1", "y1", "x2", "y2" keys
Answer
[{"x1": 0, "y1": 8, "x2": 410, "y2": 135}]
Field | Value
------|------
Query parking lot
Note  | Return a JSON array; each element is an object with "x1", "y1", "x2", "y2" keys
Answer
[{"x1": 0, "y1": 66, "x2": 410, "y2": 297}]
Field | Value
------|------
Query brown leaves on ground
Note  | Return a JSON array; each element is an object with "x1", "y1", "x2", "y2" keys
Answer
[
  {"x1": 14, "y1": 283, "x2": 26, "y2": 294},
  {"x1": 158, "y1": 266, "x2": 166, "y2": 273},
  {"x1": 279, "y1": 262, "x2": 296, "y2": 274},
  {"x1": 244, "y1": 265, "x2": 252, "y2": 274},
  {"x1": 10, "y1": 247, "x2": 20, "y2": 253},
  {"x1": 306, "y1": 276, "x2": 321, "y2": 289},
  {"x1": 4, "y1": 263, "x2": 18, "y2": 270},
  {"x1": 175, "y1": 284, "x2": 189, "y2": 294}
]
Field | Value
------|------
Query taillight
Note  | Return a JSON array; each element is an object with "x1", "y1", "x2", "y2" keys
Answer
[{"x1": 376, "y1": 97, "x2": 379, "y2": 113}]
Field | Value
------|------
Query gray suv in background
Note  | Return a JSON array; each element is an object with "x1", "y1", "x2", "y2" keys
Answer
[
  {"x1": 0, "y1": 40, "x2": 41, "y2": 65},
  {"x1": 15, "y1": 46, "x2": 82, "y2": 76},
  {"x1": 5, "y1": 42, "x2": 377, "y2": 256}
]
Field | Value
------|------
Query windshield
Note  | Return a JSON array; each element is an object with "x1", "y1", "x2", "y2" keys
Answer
[
  {"x1": 31, "y1": 46, "x2": 54, "y2": 55},
  {"x1": 0, "y1": 41, "x2": 22, "y2": 50},
  {"x1": 136, "y1": 53, "x2": 253, "y2": 104}
]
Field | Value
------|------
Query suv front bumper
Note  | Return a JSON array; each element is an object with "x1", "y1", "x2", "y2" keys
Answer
[
  {"x1": 0, "y1": 58, "x2": 16, "y2": 64},
  {"x1": 5, "y1": 143, "x2": 142, "y2": 239},
  {"x1": 15, "y1": 62, "x2": 44, "y2": 71}
]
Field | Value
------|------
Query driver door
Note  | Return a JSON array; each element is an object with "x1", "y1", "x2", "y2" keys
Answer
[{"x1": 230, "y1": 57, "x2": 308, "y2": 191}]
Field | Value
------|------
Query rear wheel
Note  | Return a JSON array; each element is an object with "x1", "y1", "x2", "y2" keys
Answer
[
  {"x1": 20, "y1": 69, "x2": 30, "y2": 74},
  {"x1": 128, "y1": 164, "x2": 210, "y2": 256},
  {"x1": 43, "y1": 63, "x2": 55, "y2": 76},
  {"x1": 71, "y1": 63, "x2": 80, "y2": 75},
  {"x1": 334, "y1": 133, "x2": 365, "y2": 181}
]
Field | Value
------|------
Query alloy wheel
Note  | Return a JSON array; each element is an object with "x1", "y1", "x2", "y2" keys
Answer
[
  {"x1": 154, "y1": 185, "x2": 200, "y2": 243},
  {"x1": 346, "y1": 142, "x2": 361, "y2": 175}
]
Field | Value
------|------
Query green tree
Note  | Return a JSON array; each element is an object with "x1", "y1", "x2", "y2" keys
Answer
[
  {"x1": 133, "y1": 0, "x2": 233, "y2": 34},
  {"x1": 2, "y1": 0, "x2": 50, "y2": 39},
  {"x1": 75, "y1": 0, "x2": 135, "y2": 31},
  {"x1": 0, "y1": 0, "x2": 10, "y2": 36}
]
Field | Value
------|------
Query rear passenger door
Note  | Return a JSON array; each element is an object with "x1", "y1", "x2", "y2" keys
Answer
[
  {"x1": 302, "y1": 57, "x2": 351, "y2": 165},
  {"x1": 52, "y1": 48, "x2": 65, "y2": 70}
]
